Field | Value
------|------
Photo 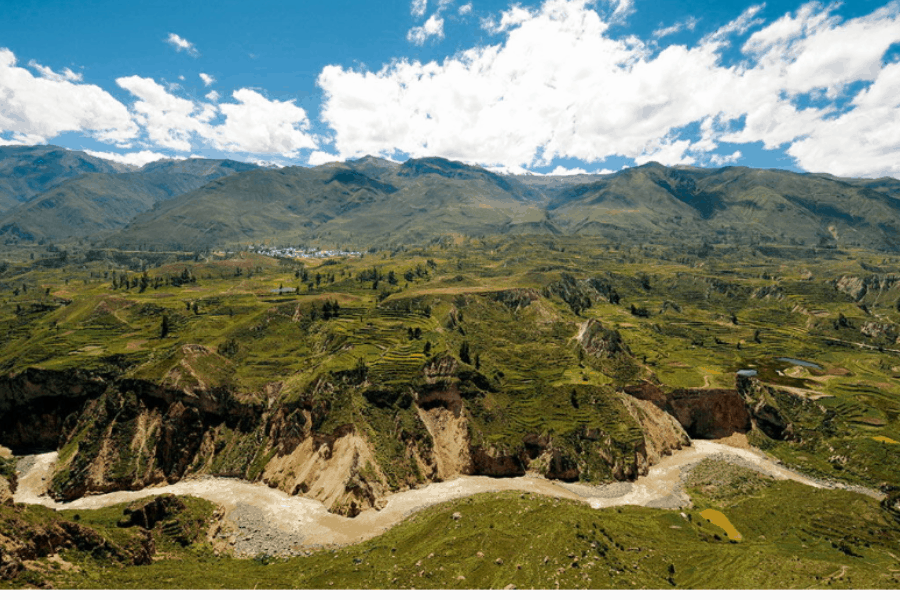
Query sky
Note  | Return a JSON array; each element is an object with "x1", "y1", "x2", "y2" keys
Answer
[{"x1": 1, "y1": 0, "x2": 899, "y2": 177}]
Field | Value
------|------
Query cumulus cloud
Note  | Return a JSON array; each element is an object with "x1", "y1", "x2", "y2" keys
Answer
[
  {"x1": 212, "y1": 88, "x2": 316, "y2": 156},
  {"x1": 200, "y1": 73, "x2": 215, "y2": 86},
  {"x1": 205, "y1": 90, "x2": 220, "y2": 102},
  {"x1": 459, "y1": 3, "x2": 473, "y2": 15},
  {"x1": 166, "y1": 33, "x2": 199, "y2": 57},
  {"x1": 83, "y1": 149, "x2": 178, "y2": 167},
  {"x1": 318, "y1": 0, "x2": 900, "y2": 177},
  {"x1": 116, "y1": 76, "x2": 317, "y2": 157},
  {"x1": 408, "y1": 14, "x2": 445, "y2": 44},
  {"x1": 411, "y1": 0, "x2": 427, "y2": 17},
  {"x1": 0, "y1": 47, "x2": 136, "y2": 145},
  {"x1": 117, "y1": 75, "x2": 211, "y2": 152}
]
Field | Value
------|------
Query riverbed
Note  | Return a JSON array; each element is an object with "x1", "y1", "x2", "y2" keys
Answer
[{"x1": 13, "y1": 439, "x2": 880, "y2": 557}]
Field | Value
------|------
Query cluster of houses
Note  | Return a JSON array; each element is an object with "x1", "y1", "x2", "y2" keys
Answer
[{"x1": 248, "y1": 245, "x2": 363, "y2": 259}]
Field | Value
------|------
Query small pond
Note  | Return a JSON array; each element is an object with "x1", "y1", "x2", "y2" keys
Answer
[{"x1": 776, "y1": 357, "x2": 823, "y2": 370}]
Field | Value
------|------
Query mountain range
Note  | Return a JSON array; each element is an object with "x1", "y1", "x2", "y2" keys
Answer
[{"x1": 1, "y1": 145, "x2": 900, "y2": 252}]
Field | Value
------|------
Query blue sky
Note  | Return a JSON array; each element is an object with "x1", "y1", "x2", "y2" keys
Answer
[{"x1": 1, "y1": 0, "x2": 899, "y2": 177}]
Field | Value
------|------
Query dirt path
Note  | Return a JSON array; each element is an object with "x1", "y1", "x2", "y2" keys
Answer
[{"x1": 13, "y1": 440, "x2": 880, "y2": 557}]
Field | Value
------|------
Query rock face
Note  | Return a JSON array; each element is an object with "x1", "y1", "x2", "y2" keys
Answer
[
  {"x1": 0, "y1": 368, "x2": 107, "y2": 451},
  {"x1": 0, "y1": 363, "x2": 699, "y2": 515},
  {"x1": 578, "y1": 319, "x2": 631, "y2": 358},
  {"x1": 735, "y1": 376, "x2": 793, "y2": 441},
  {"x1": 624, "y1": 382, "x2": 751, "y2": 439},
  {"x1": 618, "y1": 393, "x2": 691, "y2": 465},
  {"x1": 834, "y1": 274, "x2": 900, "y2": 303}
]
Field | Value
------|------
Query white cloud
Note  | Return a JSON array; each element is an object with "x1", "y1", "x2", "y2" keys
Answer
[
  {"x1": 318, "y1": 0, "x2": 900, "y2": 177},
  {"x1": 0, "y1": 47, "x2": 136, "y2": 145},
  {"x1": 607, "y1": 0, "x2": 634, "y2": 22},
  {"x1": 27, "y1": 60, "x2": 83, "y2": 82},
  {"x1": 165, "y1": 33, "x2": 199, "y2": 57},
  {"x1": 308, "y1": 150, "x2": 342, "y2": 166},
  {"x1": 205, "y1": 90, "x2": 220, "y2": 102},
  {"x1": 83, "y1": 149, "x2": 178, "y2": 167},
  {"x1": 707, "y1": 151, "x2": 742, "y2": 167},
  {"x1": 117, "y1": 75, "x2": 317, "y2": 157},
  {"x1": 653, "y1": 16, "x2": 698, "y2": 39},
  {"x1": 459, "y1": 3, "x2": 473, "y2": 15},
  {"x1": 701, "y1": 4, "x2": 765, "y2": 47},
  {"x1": 0, "y1": 132, "x2": 47, "y2": 146},
  {"x1": 199, "y1": 73, "x2": 215, "y2": 86},
  {"x1": 212, "y1": 88, "x2": 317, "y2": 156},
  {"x1": 117, "y1": 75, "x2": 211, "y2": 152},
  {"x1": 786, "y1": 62, "x2": 900, "y2": 177},
  {"x1": 547, "y1": 166, "x2": 587, "y2": 175},
  {"x1": 408, "y1": 14, "x2": 445, "y2": 44},
  {"x1": 411, "y1": 0, "x2": 427, "y2": 17},
  {"x1": 483, "y1": 4, "x2": 535, "y2": 33}
]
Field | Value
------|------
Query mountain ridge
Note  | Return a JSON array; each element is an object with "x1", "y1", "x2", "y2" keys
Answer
[{"x1": 2, "y1": 145, "x2": 900, "y2": 252}]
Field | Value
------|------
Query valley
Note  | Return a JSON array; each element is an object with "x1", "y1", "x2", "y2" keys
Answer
[{"x1": 1, "y1": 149, "x2": 900, "y2": 588}]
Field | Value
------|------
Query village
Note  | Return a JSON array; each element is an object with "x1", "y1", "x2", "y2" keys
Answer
[{"x1": 248, "y1": 244, "x2": 364, "y2": 260}]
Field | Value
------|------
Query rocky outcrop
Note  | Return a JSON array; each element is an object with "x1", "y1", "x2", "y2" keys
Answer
[
  {"x1": 117, "y1": 494, "x2": 186, "y2": 529},
  {"x1": 414, "y1": 387, "x2": 473, "y2": 480},
  {"x1": 624, "y1": 382, "x2": 751, "y2": 439},
  {"x1": 0, "y1": 368, "x2": 108, "y2": 451},
  {"x1": 0, "y1": 504, "x2": 154, "y2": 582},
  {"x1": 470, "y1": 446, "x2": 526, "y2": 478},
  {"x1": 736, "y1": 376, "x2": 794, "y2": 441},
  {"x1": 261, "y1": 426, "x2": 390, "y2": 517},
  {"x1": 834, "y1": 274, "x2": 900, "y2": 303},
  {"x1": 578, "y1": 319, "x2": 631, "y2": 358},
  {"x1": 618, "y1": 393, "x2": 690, "y2": 464},
  {"x1": 861, "y1": 321, "x2": 897, "y2": 340},
  {"x1": 486, "y1": 288, "x2": 540, "y2": 311},
  {"x1": 751, "y1": 285, "x2": 786, "y2": 301}
]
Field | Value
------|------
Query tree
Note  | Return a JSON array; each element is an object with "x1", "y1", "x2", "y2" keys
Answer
[
  {"x1": 160, "y1": 315, "x2": 170, "y2": 338},
  {"x1": 424, "y1": 341, "x2": 432, "y2": 355}
]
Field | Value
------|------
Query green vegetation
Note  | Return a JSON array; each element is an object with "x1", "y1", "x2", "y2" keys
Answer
[
  {"x1": 4, "y1": 228, "x2": 900, "y2": 588},
  {"x1": 2, "y1": 234, "x2": 900, "y2": 492}
]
